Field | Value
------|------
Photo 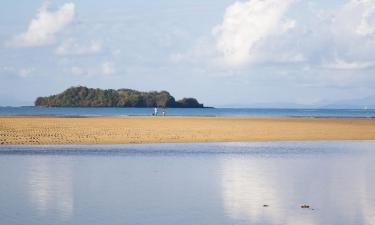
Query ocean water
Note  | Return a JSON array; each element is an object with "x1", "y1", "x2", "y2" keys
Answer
[
  {"x1": 0, "y1": 141, "x2": 374, "y2": 225},
  {"x1": 0, "y1": 106, "x2": 374, "y2": 117}
]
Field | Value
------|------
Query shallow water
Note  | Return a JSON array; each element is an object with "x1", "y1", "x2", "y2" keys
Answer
[
  {"x1": 0, "y1": 141, "x2": 374, "y2": 225},
  {"x1": 1, "y1": 107, "x2": 375, "y2": 117}
]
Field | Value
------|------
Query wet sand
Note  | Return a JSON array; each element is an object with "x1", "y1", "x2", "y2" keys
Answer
[{"x1": 1, "y1": 116, "x2": 375, "y2": 145}]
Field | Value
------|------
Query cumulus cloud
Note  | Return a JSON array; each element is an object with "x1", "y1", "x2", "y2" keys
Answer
[
  {"x1": 100, "y1": 61, "x2": 115, "y2": 76},
  {"x1": 350, "y1": 0, "x2": 375, "y2": 37},
  {"x1": 55, "y1": 39, "x2": 102, "y2": 56},
  {"x1": 213, "y1": 0, "x2": 296, "y2": 66},
  {"x1": 209, "y1": 0, "x2": 375, "y2": 70},
  {"x1": 330, "y1": 0, "x2": 375, "y2": 65},
  {"x1": 8, "y1": 1, "x2": 75, "y2": 47}
]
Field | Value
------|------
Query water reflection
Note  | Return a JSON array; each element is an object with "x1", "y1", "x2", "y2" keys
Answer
[
  {"x1": 0, "y1": 142, "x2": 375, "y2": 225},
  {"x1": 221, "y1": 158, "x2": 288, "y2": 224},
  {"x1": 361, "y1": 163, "x2": 375, "y2": 225},
  {"x1": 220, "y1": 153, "x2": 375, "y2": 225},
  {"x1": 27, "y1": 157, "x2": 73, "y2": 221}
]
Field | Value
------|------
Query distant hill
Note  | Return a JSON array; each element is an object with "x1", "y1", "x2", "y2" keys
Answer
[
  {"x1": 321, "y1": 95, "x2": 375, "y2": 109},
  {"x1": 217, "y1": 96, "x2": 375, "y2": 109},
  {"x1": 35, "y1": 86, "x2": 204, "y2": 108}
]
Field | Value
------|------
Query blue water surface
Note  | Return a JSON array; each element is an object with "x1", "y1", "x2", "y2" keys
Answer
[
  {"x1": 1, "y1": 107, "x2": 375, "y2": 117},
  {"x1": 0, "y1": 141, "x2": 374, "y2": 225}
]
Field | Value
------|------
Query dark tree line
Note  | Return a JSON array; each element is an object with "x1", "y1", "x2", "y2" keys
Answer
[{"x1": 35, "y1": 86, "x2": 204, "y2": 108}]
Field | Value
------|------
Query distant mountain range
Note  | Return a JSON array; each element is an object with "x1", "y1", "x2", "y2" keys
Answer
[
  {"x1": 35, "y1": 86, "x2": 204, "y2": 108},
  {"x1": 320, "y1": 95, "x2": 375, "y2": 109},
  {"x1": 217, "y1": 95, "x2": 375, "y2": 109}
]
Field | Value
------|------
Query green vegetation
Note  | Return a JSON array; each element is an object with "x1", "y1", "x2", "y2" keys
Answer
[{"x1": 35, "y1": 86, "x2": 204, "y2": 108}]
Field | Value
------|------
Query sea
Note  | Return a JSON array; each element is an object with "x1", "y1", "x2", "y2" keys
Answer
[
  {"x1": 0, "y1": 141, "x2": 374, "y2": 225},
  {"x1": 0, "y1": 106, "x2": 375, "y2": 117}
]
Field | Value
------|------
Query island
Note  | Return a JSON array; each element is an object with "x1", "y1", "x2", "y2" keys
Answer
[{"x1": 35, "y1": 86, "x2": 204, "y2": 108}]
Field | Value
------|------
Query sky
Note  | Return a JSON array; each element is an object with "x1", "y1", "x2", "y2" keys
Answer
[{"x1": 0, "y1": 0, "x2": 374, "y2": 107}]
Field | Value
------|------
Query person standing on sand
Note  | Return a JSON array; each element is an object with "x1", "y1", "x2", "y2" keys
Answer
[{"x1": 154, "y1": 107, "x2": 158, "y2": 116}]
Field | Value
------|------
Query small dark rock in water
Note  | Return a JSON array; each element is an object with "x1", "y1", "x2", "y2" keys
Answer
[
  {"x1": 263, "y1": 204, "x2": 269, "y2": 207},
  {"x1": 301, "y1": 204, "x2": 310, "y2": 208}
]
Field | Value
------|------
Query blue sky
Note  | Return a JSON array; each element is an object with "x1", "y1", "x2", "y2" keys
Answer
[{"x1": 0, "y1": 0, "x2": 374, "y2": 106}]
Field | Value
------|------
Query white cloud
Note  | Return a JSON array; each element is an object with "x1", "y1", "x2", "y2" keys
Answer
[
  {"x1": 213, "y1": 0, "x2": 295, "y2": 66},
  {"x1": 357, "y1": 10, "x2": 375, "y2": 37},
  {"x1": 100, "y1": 61, "x2": 115, "y2": 76},
  {"x1": 19, "y1": 68, "x2": 34, "y2": 77},
  {"x1": 206, "y1": 0, "x2": 375, "y2": 71},
  {"x1": 55, "y1": 39, "x2": 102, "y2": 56},
  {"x1": 0, "y1": 66, "x2": 35, "y2": 78},
  {"x1": 350, "y1": 0, "x2": 375, "y2": 37},
  {"x1": 70, "y1": 66, "x2": 86, "y2": 76},
  {"x1": 331, "y1": 0, "x2": 375, "y2": 63},
  {"x1": 67, "y1": 63, "x2": 116, "y2": 77},
  {"x1": 7, "y1": 1, "x2": 75, "y2": 47},
  {"x1": 1, "y1": 66, "x2": 15, "y2": 73},
  {"x1": 324, "y1": 58, "x2": 375, "y2": 70}
]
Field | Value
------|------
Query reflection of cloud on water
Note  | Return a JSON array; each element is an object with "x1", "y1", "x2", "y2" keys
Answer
[
  {"x1": 27, "y1": 157, "x2": 73, "y2": 220},
  {"x1": 221, "y1": 158, "x2": 283, "y2": 224},
  {"x1": 362, "y1": 162, "x2": 375, "y2": 225},
  {"x1": 362, "y1": 190, "x2": 375, "y2": 225},
  {"x1": 220, "y1": 154, "x2": 375, "y2": 225}
]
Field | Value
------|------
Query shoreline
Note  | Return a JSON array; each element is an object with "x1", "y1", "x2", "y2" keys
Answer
[
  {"x1": 1, "y1": 116, "x2": 375, "y2": 145},
  {"x1": 1, "y1": 114, "x2": 375, "y2": 119},
  {"x1": 1, "y1": 140, "x2": 375, "y2": 147}
]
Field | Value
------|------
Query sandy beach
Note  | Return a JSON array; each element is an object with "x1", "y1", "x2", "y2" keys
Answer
[{"x1": 1, "y1": 116, "x2": 375, "y2": 145}]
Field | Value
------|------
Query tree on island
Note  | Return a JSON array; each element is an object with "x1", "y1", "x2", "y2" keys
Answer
[{"x1": 35, "y1": 86, "x2": 204, "y2": 108}]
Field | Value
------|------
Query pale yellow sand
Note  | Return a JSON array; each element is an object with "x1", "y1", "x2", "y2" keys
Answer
[{"x1": 1, "y1": 116, "x2": 375, "y2": 145}]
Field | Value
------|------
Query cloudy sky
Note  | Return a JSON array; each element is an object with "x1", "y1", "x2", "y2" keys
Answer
[{"x1": 0, "y1": 0, "x2": 374, "y2": 106}]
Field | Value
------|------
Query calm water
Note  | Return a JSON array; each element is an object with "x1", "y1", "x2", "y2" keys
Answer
[
  {"x1": 0, "y1": 141, "x2": 374, "y2": 225},
  {"x1": 1, "y1": 107, "x2": 375, "y2": 117}
]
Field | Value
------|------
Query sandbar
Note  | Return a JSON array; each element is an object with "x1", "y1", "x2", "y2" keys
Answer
[{"x1": 1, "y1": 116, "x2": 375, "y2": 145}]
